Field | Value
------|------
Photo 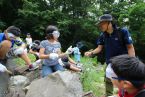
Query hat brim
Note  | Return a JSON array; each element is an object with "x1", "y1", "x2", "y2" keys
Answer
[{"x1": 96, "y1": 19, "x2": 112, "y2": 25}]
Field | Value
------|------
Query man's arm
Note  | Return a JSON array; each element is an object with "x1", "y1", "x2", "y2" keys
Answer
[
  {"x1": 127, "y1": 44, "x2": 135, "y2": 57},
  {"x1": 85, "y1": 45, "x2": 103, "y2": 56}
]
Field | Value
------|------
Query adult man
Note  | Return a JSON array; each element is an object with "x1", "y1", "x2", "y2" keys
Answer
[{"x1": 85, "y1": 14, "x2": 135, "y2": 96}]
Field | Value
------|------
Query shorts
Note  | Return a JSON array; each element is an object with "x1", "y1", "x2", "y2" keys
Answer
[
  {"x1": 58, "y1": 58, "x2": 70, "y2": 69},
  {"x1": 6, "y1": 48, "x2": 18, "y2": 58}
]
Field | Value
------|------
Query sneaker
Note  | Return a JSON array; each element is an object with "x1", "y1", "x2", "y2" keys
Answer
[
  {"x1": 76, "y1": 63, "x2": 83, "y2": 68},
  {"x1": 28, "y1": 62, "x2": 39, "y2": 71}
]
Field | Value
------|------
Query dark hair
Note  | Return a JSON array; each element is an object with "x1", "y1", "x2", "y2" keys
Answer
[
  {"x1": 45, "y1": 25, "x2": 58, "y2": 39},
  {"x1": 6, "y1": 26, "x2": 21, "y2": 37},
  {"x1": 110, "y1": 54, "x2": 145, "y2": 89},
  {"x1": 111, "y1": 21, "x2": 118, "y2": 29},
  {"x1": 33, "y1": 40, "x2": 40, "y2": 45}
]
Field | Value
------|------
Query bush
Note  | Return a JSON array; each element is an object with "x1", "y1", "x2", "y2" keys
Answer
[{"x1": 80, "y1": 57, "x2": 105, "y2": 96}]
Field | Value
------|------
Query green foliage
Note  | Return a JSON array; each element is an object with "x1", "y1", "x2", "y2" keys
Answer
[
  {"x1": 129, "y1": 3, "x2": 145, "y2": 32},
  {"x1": 1, "y1": 0, "x2": 145, "y2": 60},
  {"x1": 0, "y1": 20, "x2": 6, "y2": 31},
  {"x1": 80, "y1": 57, "x2": 105, "y2": 96},
  {"x1": 128, "y1": 3, "x2": 145, "y2": 62},
  {"x1": 15, "y1": 54, "x2": 36, "y2": 66}
]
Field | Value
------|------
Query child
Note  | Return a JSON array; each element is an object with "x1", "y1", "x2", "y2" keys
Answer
[
  {"x1": 0, "y1": 26, "x2": 37, "y2": 71},
  {"x1": 39, "y1": 25, "x2": 73, "y2": 77},
  {"x1": 25, "y1": 33, "x2": 32, "y2": 51},
  {"x1": 0, "y1": 26, "x2": 36, "y2": 97},
  {"x1": 106, "y1": 54, "x2": 145, "y2": 97},
  {"x1": 58, "y1": 56, "x2": 82, "y2": 72},
  {"x1": 73, "y1": 45, "x2": 81, "y2": 63},
  {"x1": 29, "y1": 40, "x2": 42, "y2": 68}
]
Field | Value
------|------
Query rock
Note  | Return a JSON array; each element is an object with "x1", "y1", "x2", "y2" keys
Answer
[
  {"x1": 6, "y1": 75, "x2": 30, "y2": 97},
  {"x1": 0, "y1": 73, "x2": 9, "y2": 97},
  {"x1": 6, "y1": 59, "x2": 18, "y2": 72},
  {"x1": 9, "y1": 75, "x2": 30, "y2": 87},
  {"x1": 5, "y1": 87, "x2": 26, "y2": 97},
  {"x1": 25, "y1": 69, "x2": 40, "y2": 82},
  {"x1": 26, "y1": 71, "x2": 83, "y2": 97},
  {"x1": 14, "y1": 66, "x2": 28, "y2": 74},
  {"x1": 0, "y1": 59, "x2": 16, "y2": 97}
]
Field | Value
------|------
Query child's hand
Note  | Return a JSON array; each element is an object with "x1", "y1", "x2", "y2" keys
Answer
[{"x1": 65, "y1": 46, "x2": 74, "y2": 55}]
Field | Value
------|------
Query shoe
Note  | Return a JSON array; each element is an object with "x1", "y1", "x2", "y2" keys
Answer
[
  {"x1": 28, "y1": 63, "x2": 39, "y2": 71},
  {"x1": 76, "y1": 63, "x2": 83, "y2": 68}
]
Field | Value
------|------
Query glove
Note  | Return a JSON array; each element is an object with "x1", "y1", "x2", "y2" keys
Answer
[
  {"x1": 0, "y1": 63, "x2": 7, "y2": 72},
  {"x1": 14, "y1": 47, "x2": 25, "y2": 56},
  {"x1": 49, "y1": 53, "x2": 59, "y2": 60},
  {"x1": 65, "y1": 46, "x2": 74, "y2": 55}
]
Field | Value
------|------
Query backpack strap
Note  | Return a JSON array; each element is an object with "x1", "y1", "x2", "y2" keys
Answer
[
  {"x1": 115, "y1": 28, "x2": 126, "y2": 47},
  {"x1": 135, "y1": 88, "x2": 145, "y2": 97}
]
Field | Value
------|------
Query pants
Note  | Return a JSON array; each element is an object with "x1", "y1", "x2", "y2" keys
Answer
[
  {"x1": 41, "y1": 64, "x2": 64, "y2": 77},
  {"x1": 105, "y1": 64, "x2": 113, "y2": 96},
  {"x1": 105, "y1": 77, "x2": 113, "y2": 96}
]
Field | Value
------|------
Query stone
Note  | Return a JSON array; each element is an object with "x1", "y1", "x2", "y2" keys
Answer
[
  {"x1": 5, "y1": 75, "x2": 30, "y2": 97},
  {"x1": 9, "y1": 75, "x2": 30, "y2": 87},
  {"x1": 26, "y1": 71, "x2": 83, "y2": 97}
]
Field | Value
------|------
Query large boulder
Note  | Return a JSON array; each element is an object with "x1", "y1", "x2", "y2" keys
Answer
[
  {"x1": 6, "y1": 75, "x2": 30, "y2": 97},
  {"x1": 0, "y1": 59, "x2": 17, "y2": 97},
  {"x1": 0, "y1": 73, "x2": 9, "y2": 97},
  {"x1": 26, "y1": 71, "x2": 83, "y2": 97}
]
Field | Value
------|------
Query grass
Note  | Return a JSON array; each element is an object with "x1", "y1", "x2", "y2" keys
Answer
[
  {"x1": 14, "y1": 54, "x2": 36, "y2": 66},
  {"x1": 15, "y1": 54, "x2": 106, "y2": 96},
  {"x1": 80, "y1": 56, "x2": 105, "y2": 96}
]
